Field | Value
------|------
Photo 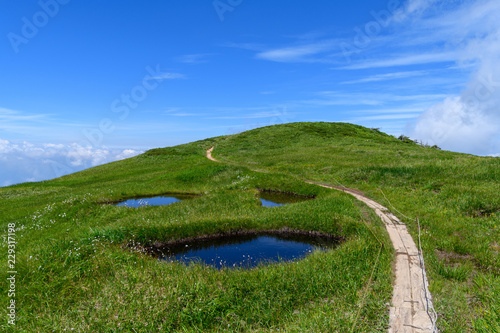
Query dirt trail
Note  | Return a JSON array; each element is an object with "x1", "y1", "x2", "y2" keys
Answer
[
  {"x1": 206, "y1": 147, "x2": 217, "y2": 162},
  {"x1": 206, "y1": 147, "x2": 436, "y2": 332}
]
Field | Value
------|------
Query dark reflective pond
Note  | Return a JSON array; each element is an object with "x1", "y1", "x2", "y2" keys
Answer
[
  {"x1": 115, "y1": 194, "x2": 197, "y2": 208},
  {"x1": 155, "y1": 232, "x2": 339, "y2": 269},
  {"x1": 258, "y1": 191, "x2": 313, "y2": 207}
]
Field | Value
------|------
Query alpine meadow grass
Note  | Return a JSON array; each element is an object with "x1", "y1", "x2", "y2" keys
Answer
[{"x1": 1, "y1": 122, "x2": 498, "y2": 332}]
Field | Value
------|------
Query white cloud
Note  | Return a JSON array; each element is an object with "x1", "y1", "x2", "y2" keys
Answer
[
  {"x1": 413, "y1": 96, "x2": 498, "y2": 154},
  {"x1": 341, "y1": 70, "x2": 428, "y2": 84},
  {"x1": 301, "y1": 92, "x2": 446, "y2": 107},
  {"x1": 223, "y1": 42, "x2": 266, "y2": 51},
  {"x1": 351, "y1": 107, "x2": 425, "y2": 114},
  {"x1": 256, "y1": 41, "x2": 336, "y2": 63},
  {"x1": 350, "y1": 113, "x2": 421, "y2": 121},
  {"x1": 0, "y1": 139, "x2": 11, "y2": 152},
  {"x1": 249, "y1": 0, "x2": 498, "y2": 73},
  {"x1": 0, "y1": 107, "x2": 17, "y2": 115},
  {"x1": 0, "y1": 140, "x2": 144, "y2": 187},
  {"x1": 147, "y1": 73, "x2": 186, "y2": 80},
  {"x1": 0, "y1": 107, "x2": 50, "y2": 122},
  {"x1": 116, "y1": 149, "x2": 139, "y2": 160},
  {"x1": 206, "y1": 110, "x2": 292, "y2": 120},
  {"x1": 162, "y1": 107, "x2": 211, "y2": 117},
  {"x1": 248, "y1": 2, "x2": 461, "y2": 68},
  {"x1": 176, "y1": 54, "x2": 212, "y2": 64},
  {"x1": 65, "y1": 145, "x2": 111, "y2": 167},
  {"x1": 393, "y1": 0, "x2": 440, "y2": 21},
  {"x1": 169, "y1": 113, "x2": 200, "y2": 117},
  {"x1": 223, "y1": 0, "x2": 500, "y2": 155},
  {"x1": 338, "y1": 51, "x2": 457, "y2": 70},
  {"x1": 411, "y1": 0, "x2": 500, "y2": 155}
]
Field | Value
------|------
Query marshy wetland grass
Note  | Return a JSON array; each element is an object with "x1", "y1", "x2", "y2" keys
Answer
[{"x1": 0, "y1": 122, "x2": 498, "y2": 332}]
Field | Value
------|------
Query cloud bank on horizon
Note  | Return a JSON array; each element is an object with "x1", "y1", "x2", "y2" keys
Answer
[{"x1": 0, "y1": 139, "x2": 142, "y2": 187}]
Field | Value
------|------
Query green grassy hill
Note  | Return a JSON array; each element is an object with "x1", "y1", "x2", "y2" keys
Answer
[{"x1": 1, "y1": 122, "x2": 498, "y2": 332}]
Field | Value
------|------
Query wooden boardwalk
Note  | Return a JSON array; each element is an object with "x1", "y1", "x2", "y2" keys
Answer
[{"x1": 316, "y1": 185, "x2": 437, "y2": 333}]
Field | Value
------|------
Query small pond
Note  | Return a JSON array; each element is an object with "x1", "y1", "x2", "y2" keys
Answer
[
  {"x1": 114, "y1": 194, "x2": 197, "y2": 208},
  {"x1": 153, "y1": 232, "x2": 339, "y2": 269},
  {"x1": 258, "y1": 191, "x2": 313, "y2": 207}
]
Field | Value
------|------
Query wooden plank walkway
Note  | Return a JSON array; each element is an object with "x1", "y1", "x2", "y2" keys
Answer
[{"x1": 316, "y1": 185, "x2": 437, "y2": 333}]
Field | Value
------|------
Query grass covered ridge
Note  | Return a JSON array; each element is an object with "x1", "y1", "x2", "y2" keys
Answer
[
  {"x1": 214, "y1": 122, "x2": 500, "y2": 332},
  {"x1": 1, "y1": 132, "x2": 393, "y2": 332},
  {"x1": 2, "y1": 121, "x2": 498, "y2": 332}
]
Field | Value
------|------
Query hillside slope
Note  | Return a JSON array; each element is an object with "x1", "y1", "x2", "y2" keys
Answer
[
  {"x1": 213, "y1": 122, "x2": 500, "y2": 331},
  {"x1": 0, "y1": 126, "x2": 394, "y2": 332},
  {"x1": 0, "y1": 122, "x2": 498, "y2": 332}
]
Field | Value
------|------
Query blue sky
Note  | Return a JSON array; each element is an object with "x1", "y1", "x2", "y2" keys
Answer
[{"x1": 1, "y1": 0, "x2": 500, "y2": 186}]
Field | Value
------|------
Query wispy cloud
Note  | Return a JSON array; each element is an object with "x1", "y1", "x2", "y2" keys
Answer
[
  {"x1": 350, "y1": 107, "x2": 425, "y2": 114},
  {"x1": 299, "y1": 92, "x2": 446, "y2": 107},
  {"x1": 341, "y1": 70, "x2": 428, "y2": 84},
  {"x1": 235, "y1": 0, "x2": 500, "y2": 155},
  {"x1": 0, "y1": 107, "x2": 95, "y2": 141},
  {"x1": 338, "y1": 52, "x2": 457, "y2": 70},
  {"x1": 342, "y1": 108, "x2": 423, "y2": 127},
  {"x1": 159, "y1": 105, "x2": 296, "y2": 123},
  {"x1": 246, "y1": 1, "x2": 494, "y2": 73},
  {"x1": 0, "y1": 113, "x2": 49, "y2": 122},
  {"x1": 255, "y1": 41, "x2": 337, "y2": 63},
  {"x1": 147, "y1": 72, "x2": 186, "y2": 80},
  {"x1": 166, "y1": 112, "x2": 201, "y2": 117},
  {"x1": 393, "y1": 0, "x2": 441, "y2": 21},
  {"x1": 176, "y1": 53, "x2": 212, "y2": 64},
  {"x1": 0, "y1": 107, "x2": 51, "y2": 122},
  {"x1": 162, "y1": 108, "x2": 200, "y2": 117},
  {"x1": 349, "y1": 113, "x2": 421, "y2": 121},
  {"x1": 223, "y1": 42, "x2": 265, "y2": 51},
  {"x1": 0, "y1": 107, "x2": 17, "y2": 115},
  {"x1": 206, "y1": 110, "x2": 292, "y2": 120}
]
